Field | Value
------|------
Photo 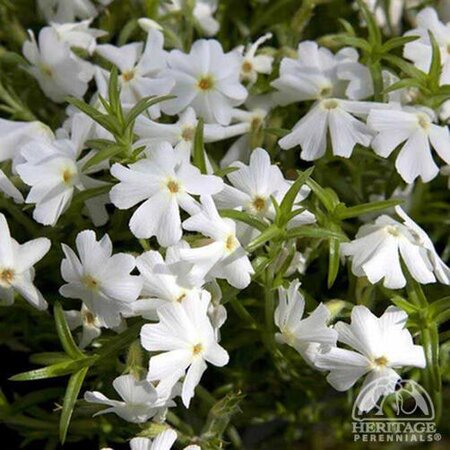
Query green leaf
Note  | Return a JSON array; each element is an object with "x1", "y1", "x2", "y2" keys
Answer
[
  {"x1": 66, "y1": 97, "x2": 120, "y2": 135},
  {"x1": 219, "y1": 209, "x2": 268, "y2": 232},
  {"x1": 355, "y1": 0, "x2": 382, "y2": 47},
  {"x1": 382, "y1": 54, "x2": 427, "y2": 82},
  {"x1": 429, "y1": 297, "x2": 450, "y2": 319},
  {"x1": 124, "y1": 95, "x2": 176, "y2": 129},
  {"x1": 214, "y1": 166, "x2": 239, "y2": 178},
  {"x1": 305, "y1": 178, "x2": 339, "y2": 212},
  {"x1": 428, "y1": 31, "x2": 442, "y2": 90},
  {"x1": 286, "y1": 226, "x2": 346, "y2": 240},
  {"x1": 59, "y1": 367, "x2": 89, "y2": 444},
  {"x1": 335, "y1": 199, "x2": 403, "y2": 220},
  {"x1": 389, "y1": 295, "x2": 419, "y2": 315},
  {"x1": 54, "y1": 303, "x2": 85, "y2": 360},
  {"x1": 108, "y1": 67, "x2": 122, "y2": 117},
  {"x1": 71, "y1": 185, "x2": 112, "y2": 208},
  {"x1": 247, "y1": 225, "x2": 282, "y2": 252},
  {"x1": 10, "y1": 358, "x2": 96, "y2": 381},
  {"x1": 82, "y1": 144, "x2": 123, "y2": 171},
  {"x1": 263, "y1": 127, "x2": 290, "y2": 138},
  {"x1": 383, "y1": 78, "x2": 424, "y2": 95},
  {"x1": 332, "y1": 35, "x2": 371, "y2": 52},
  {"x1": 85, "y1": 138, "x2": 117, "y2": 150},
  {"x1": 328, "y1": 237, "x2": 340, "y2": 288},
  {"x1": 193, "y1": 118, "x2": 207, "y2": 174},
  {"x1": 278, "y1": 167, "x2": 314, "y2": 224},
  {"x1": 381, "y1": 35, "x2": 419, "y2": 53}
]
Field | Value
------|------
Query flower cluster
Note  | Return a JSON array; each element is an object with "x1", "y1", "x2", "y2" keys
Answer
[{"x1": 1, "y1": 1, "x2": 449, "y2": 449}]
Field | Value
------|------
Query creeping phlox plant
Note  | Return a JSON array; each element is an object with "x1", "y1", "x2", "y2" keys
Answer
[{"x1": 0, "y1": 0, "x2": 450, "y2": 449}]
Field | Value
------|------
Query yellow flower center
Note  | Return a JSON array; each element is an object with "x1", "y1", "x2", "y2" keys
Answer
[
  {"x1": 83, "y1": 310, "x2": 96, "y2": 325},
  {"x1": 319, "y1": 86, "x2": 332, "y2": 98},
  {"x1": 322, "y1": 99, "x2": 339, "y2": 110},
  {"x1": 373, "y1": 356, "x2": 389, "y2": 367},
  {"x1": 122, "y1": 70, "x2": 135, "y2": 82},
  {"x1": 197, "y1": 75, "x2": 214, "y2": 91},
  {"x1": 82, "y1": 275, "x2": 100, "y2": 291},
  {"x1": 225, "y1": 234, "x2": 238, "y2": 252},
  {"x1": 192, "y1": 343, "x2": 203, "y2": 355},
  {"x1": 417, "y1": 113, "x2": 430, "y2": 130},
  {"x1": 242, "y1": 61, "x2": 253, "y2": 73},
  {"x1": 62, "y1": 168, "x2": 75, "y2": 185},
  {"x1": 252, "y1": 196, "x2": 266, "y2": 212},
  {"x1": 0, "y1": 269, "x2": 14, "y2": 284},
  {"x1": 176, "y1": 292, "x2": 187, "y2": 303},
  {"x1": 181, "y1": 127, "x2": 195, "y2": 141},
  {"x1": 167, "y1": 180, "x2": 180, "y2": 194},
  {"x1": 385, "y1": 225, "x2": 400, "y2": 237}
]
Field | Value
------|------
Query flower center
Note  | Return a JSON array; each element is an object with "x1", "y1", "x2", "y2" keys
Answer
[
  {"x1": 176, "y1": 292, "x2": 187, "y2": 303},
  {"x1": 41, "y1": 65, "x2": 53, "y2": 77},
  {"x1": 192, "y1": 343, "x2": 203, "y2": 355},
  {"x1": 167, "y1": 180, "x2": 180, "y2": 194},
  {"x1": 373, "y1": 355, "x2": 389, "y2": 368},
  {"x1": 385, "y1": 225, "x2": 400, "y2": 237},
  {"x1": 122, "y1": 70, "x2": 135, "y2": 82},
  {"x1": 322, "y1": 99, "x2": 339, "y2": 110},
  {"x1": 83, "y1": 310, "x2": 96, "y2": 325},
  {"x1": 82, "y1": 275, "x2": 100, "y2": 291},
  {"x1": 251, "y1": 116, "x2": 262, "y2": 131},
  {"x1": 0, "y1": 269, "x2": 15, "y2": 285},
  {"x1": 417, "y1": 113, "x2": 430, "y2": 130},
  {"x1": 252, "y1": 196, "x2": 266, "y2": 212},
  {"x1": 242, "y1": 60, "x2": 253, "y2": 73},
  {"x1": 62, "y1": 168, "x2": 75, "y2": 185},
  {"x1": 225, "y1": 234, "x2": 238, "y2": 252},
  {"x1": 319, "y1": 85, "x2": 332, "y2": 98},
  {"x1": 197, "y1": 75, "x2": 214, "y2": 91},
  {"x1": 181, "y1": 126, "x2": 195, "y2": 141}
]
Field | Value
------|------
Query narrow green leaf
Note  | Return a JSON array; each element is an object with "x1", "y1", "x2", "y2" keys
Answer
[
  {"x1": 124, "y1": 95, "x2": 176, "y2": 129},
  {"x1": 66, "y1": 97, "x2": 120, "y2": 135},
  {"x1": 219, "y1": 209, "x2": 268, "y2": 232},
  {"x1": 214, "y1": 166, "x2": 239, "y2": 178},
  {"x1": 328, "y1": 237, "x2": 340, "y2": 288},
  {"x1": 381, "y1": 35, "x2": 419, "y2": 53},
  {"x1": 71, "y1": 185, "x2": 112, "y2": 207},
  {"x1": 389, "y1": 295, "x2": 419, "y2": 315},
  {"x1": 428, "y1": 31, "x2": 442, "y2": 90},
  {"x1": 82, "y1": 145, "x2": 123, "y2": 171},
  {"x1": 247, "y1": 225, "x2": 282, "y2": 252},
  {"x1": 286, "y1": 226, "x2": 346, "y2": 240},
  {"x1": 54, "y1": 303, "x2": 85, "y2": 359},
  {"x1": 59, "y1": 367, "x2": 89, "y2": 444},
  {"x1": 85, "y1": 138, "x2": 117, "y2": 150},
  {"x1": 382, "y1": 54, "x2": 427, "y2": 82},
  {"x1": 10, "y1": 358, "x2": 96, "y2": 381},
  {"x1": 108, "y1": 67, "x2": 122, "y2": 117},
  {"x1": 335, "y1": 199, "x2": 403, "y2": 220},
  {"x1": 263, "y1": 127, "x2": 290, "y2": 138},
  {"x1": 332, "y1": 35, "x2": 371, "y2": 52},
  {"x1": 193, "y1": 118, "x2": 207, "y2": 174},
  {"x1": 355, "y1": 0, "x2": 382, "y2": 47},
  {"x1": 429, "y1": 297, "x2": 450, "y2": 319},
  {"x1": 383, "y1": 78, "x2": 424, "y2": 95},
  {"x1": 305, "y1": 178, "x2": 339, "y2": 212},
  {"x1": 279, "y1": 167, "x2": 314, "y2": 223}
]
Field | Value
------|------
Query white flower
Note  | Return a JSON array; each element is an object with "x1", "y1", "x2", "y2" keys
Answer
[
  {"x1": 362, "y1": 0, "x2": 406, "y2": 34},
  {"x1": 64, "y1": 304, "x2": 123, "y2": 348},
  {"x1": 341, "y1": 207, "x2": 449, "y2": 289},
  {"x1": 237, "y1": 33, "x2": 274, "y2": 84},
  {"x1": 0, "y1": 170, "x2": 23, "y2": 203},
  {"x1": 23, "y1": 27, "x2": 94, "y2": 103},
  {"x1": 16, "y1": 137, "x2": 106, "y2": 226},
  {"x1": 96, "y1": 29, "x2": 174, "y2": 118},
  {"x1": 279, "y1": 98, "x2": 377, "y2": 160},
  {"x1": 0, "y1": 118, "x2": 53, "y2": 165},
  {"x1": 134, "y1": 107, "x2": 249, "y2": 164},
  {"x1": 404, "y1": 7, "x2": 450, "y2": 85},
  {"x1": 140, "y1": 290, "x2": 229, "y2": 407},
  {"x1": 59, "y1": 230, "x2": 143, "y2": 328},
  {"x1": 160, "y1": 0, "x2": 219, "y2": 36},
  {"x1": 161, "y1": 40, "x2": 247, "y2": 125},
  {"x1": 272, "y1": 42, "x2": 372, "y2": 106},
  {"x1": 220, "y1": 95, "x2": 273, "y2": 167},
  {"x1": 129, "y1": 431, "x2": 177, "y2": 450},
  {"x1": 395, "y1": 206, "x2": 450, "y2": 284},
  {"x1": 214, "y1": 147, "x2": 315, "y2": 225},
  {"x1": 110, "y1": 142, "x2": 223, "y2": 246},
  {"x1": 275, "y1": 280, "x2": 338, "y2": 366},
  {"x1": 367, "y1": 105, "x2": 450, "y2": 183},
  {"x1": 132, "y1": 241, "x2": 204, "y2": 320},
  {"x1": 0, "y1": 213, "x2": 50, "y2": 310},
  {"x1": 315, "y1": 305, "x2": 426, "y2": 412},
  {"x1": 84, "y1": 374, "x2": 174, "y2": 423},
  {"x1": 180, "y1": 196, "x2": 254, "y2": 289},
  {"x1": 51, "y1": 20, "x2": 107, "y2": 54},
  {"x1": 38, "y1": 0, "x2": 112, "y2": 23}
]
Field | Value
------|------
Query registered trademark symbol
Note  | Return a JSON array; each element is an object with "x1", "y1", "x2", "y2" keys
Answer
[{"x1": 434, "y1": 433, "x2": 442, "y2": 441}]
